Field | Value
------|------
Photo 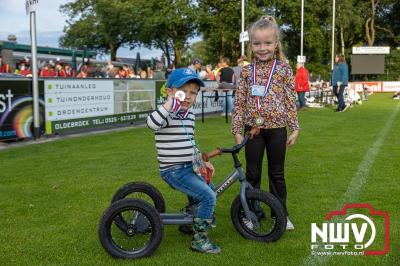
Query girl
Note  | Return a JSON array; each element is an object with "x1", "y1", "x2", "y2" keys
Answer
[{"x1": 232, "y1": 16, "x2": 299, "y2": 230}]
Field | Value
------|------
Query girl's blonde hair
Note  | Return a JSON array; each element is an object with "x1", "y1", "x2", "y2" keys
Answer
[{"x1": 248, "y1": 15, "x2": 285, "y2": 62}]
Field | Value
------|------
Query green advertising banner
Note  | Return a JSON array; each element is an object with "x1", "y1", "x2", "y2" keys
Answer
[
  {"x1": 48, "y1": 112, "x2": 151, "y2": 133},
  {"x1": 0, "y1": 79, "x2": 45, "y2": 141}
]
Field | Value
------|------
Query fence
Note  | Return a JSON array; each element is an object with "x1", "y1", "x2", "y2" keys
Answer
[{"x1": 0, "y1": 78, "x2": 224, "y2": 141}]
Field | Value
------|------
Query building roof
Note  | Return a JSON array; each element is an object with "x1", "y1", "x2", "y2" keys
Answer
[{"x1": 0, "y1": 40, "x2": 96, "y2": 58}]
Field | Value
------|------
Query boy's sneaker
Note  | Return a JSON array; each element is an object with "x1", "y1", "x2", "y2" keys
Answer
[
  {"x1": 191, "y1": 237, "x2": 221, "y2": 254},
  {"x1": 191, "y1": 218, "x2": 221, "y2": 254},
  {"x1": 286, "y1": 217, "x2": 295, "y2": 231}
]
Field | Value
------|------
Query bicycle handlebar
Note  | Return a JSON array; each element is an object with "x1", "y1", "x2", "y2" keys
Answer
[{"x1": 220, "y1": 134, "x2": 250, "y2": 154}]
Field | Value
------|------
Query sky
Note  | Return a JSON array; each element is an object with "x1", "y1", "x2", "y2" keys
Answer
[{"x1": 0, "y1": 0, "x2": 162, "y2": 60}]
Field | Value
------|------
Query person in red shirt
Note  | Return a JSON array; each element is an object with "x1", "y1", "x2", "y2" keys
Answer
[
  {"x1": 0, "y1": 55, "x2": 12, "y2": 73},
  {"x1": 40, "y1": 63, "x2": 57, "y2": 77},
  {"x1": 18, "y1": 63, "x2": 32, "y2": 76},
  {"x1": 295, "y1": 63, "x2": 310, "y2": 110}
]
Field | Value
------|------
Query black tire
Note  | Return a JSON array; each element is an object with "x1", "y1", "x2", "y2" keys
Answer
[
  {"x1": 230, "y1": 189, "x2": 286, "y2": 242},
  {"x1": 111, "y1": 182, "x2": 166, "y2": 213},
  {"x1": 99, "y1": 198, "x2": 163, "y2": 259}
]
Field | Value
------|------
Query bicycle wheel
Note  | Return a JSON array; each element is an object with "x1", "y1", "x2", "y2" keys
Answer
[
  {"x1": 111, "y1": 182, "x2": 166, "y2": 213},
  {"x1": 230, "y1": 189, "x2": 286, "y2": 242},
  {"x1": 98, "y1": 198, "x2": 163, "y2": 259}
]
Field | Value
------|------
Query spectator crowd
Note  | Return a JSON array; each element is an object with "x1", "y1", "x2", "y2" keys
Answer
[{"x1": 0, "y1": 55, "x2": 250, "y2": 82}]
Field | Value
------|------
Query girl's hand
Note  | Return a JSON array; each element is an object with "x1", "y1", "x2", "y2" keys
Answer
[
  {"x1": 234, "y1": 133, "x2": 244, "y2": 144},
  {"x1": 249, "y1": 127, "x2": 260, "y2": 139},
  {"x1": 287, "y1": 130, "x2": 299, "y2": 147}
]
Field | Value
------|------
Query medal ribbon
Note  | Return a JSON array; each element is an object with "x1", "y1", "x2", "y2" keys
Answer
[
  {"x1": 170, "y1": 98, "x2": 189, "y2": 119},
  {"x1": 176, "y1": 110, "x2": 189, "y2": 119},
  {"x1": 253, "y1": 59, "x2": 277, "y2": 111},
  {"x1": 171, "y1": 97, "x2": 181, "y2": 113}
]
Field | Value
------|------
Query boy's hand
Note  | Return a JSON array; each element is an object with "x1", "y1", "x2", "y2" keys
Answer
[
  {"x1": 163, "y1": 89, "x2": 175, "y2": 111},
  {"x1": 205, "y1": 161, "x2": 215, "y2": 177},
  {"x1": 163, "y1": 88, "x2": 180, "y2": 112}
]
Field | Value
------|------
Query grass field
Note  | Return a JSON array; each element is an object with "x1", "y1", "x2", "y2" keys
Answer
[{"x1": 0, "y1": 93, "x2": 399, "y2": 266}]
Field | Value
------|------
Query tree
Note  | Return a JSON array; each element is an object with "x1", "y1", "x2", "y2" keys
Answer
[
  {"x1": 364, "y1": 0, "x2": 379, "y2": 46},
  {"x1": 130, "y1": 1, "x2": 198, "y2": 65},
  {"x1": 362, "y1": 0, "x2": 400, "y2": 47},
  {"x1": 335, "y1": 0, "x2": 365, "y2": 55},
  {"x1": 58, "y1": 0, "x2": 399, "y2": 79},
  {"x1": 374, "y1": 0, "x2": 400, "y2": 47},
  {"x1": 59, "y1": 0, "x2": 138, "y2": 60},
  {"x1": 184, "y1": 41, "x2": 209, "y2": 65},
  {"x1": 261, "y1": 0, "x2": 333, "y2": 77},
  {"x1": 197, "y1": 1, "x2": 265, "y2": 65}
]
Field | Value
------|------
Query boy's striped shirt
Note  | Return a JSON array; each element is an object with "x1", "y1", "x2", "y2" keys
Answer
[{"x1": 146, "y1": 105, "x2": 195, "y2": 170}]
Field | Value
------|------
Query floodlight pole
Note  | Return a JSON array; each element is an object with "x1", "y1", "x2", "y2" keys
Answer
[
  {"x1": 30, "y1": 11, "x2": 40, "y2": 139},
  {"x1": 301, "y1": 0, "x2": 304, "y2": 57},
  {"x1": 331, "y1": 0, "x2": 336, "y2": 70},
  {"x1": 241, "y1": 0, "x2": 245, "y2": 56}
]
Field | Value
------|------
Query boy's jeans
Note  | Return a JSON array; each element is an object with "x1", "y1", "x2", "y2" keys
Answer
[{"x1": 160, "y1": 164, "x2": 216, "y2": 219}]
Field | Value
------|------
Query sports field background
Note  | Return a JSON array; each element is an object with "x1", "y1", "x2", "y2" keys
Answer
[{"x1": 0, "y1": 93, "x2": 398, "y2": 265}]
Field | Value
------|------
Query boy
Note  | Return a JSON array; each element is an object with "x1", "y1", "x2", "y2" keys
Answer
[{"x1": 146, "y1": 68, "x2": 221, "y2": 254}]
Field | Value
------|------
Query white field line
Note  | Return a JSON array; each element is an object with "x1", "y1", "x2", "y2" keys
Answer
[{"x1": 302, "y1": 101, "x2": 400, "y2": 265}]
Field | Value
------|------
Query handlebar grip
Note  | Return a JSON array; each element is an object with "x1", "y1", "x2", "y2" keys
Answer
[{"x1": 202, "y1": 148, "x2": 222, "y2": 161}]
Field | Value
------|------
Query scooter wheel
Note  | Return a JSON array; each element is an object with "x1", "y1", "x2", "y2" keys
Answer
[
  {"x1": 231, "y1": 189, "x2": 286, "y2": 242},
  {"x1": 111, "y1": 182, "x2": 165, "y2": 231},
  {"x1": 99, "y1": 198, "x2": 163, "y2": 259},
  {"x1": 111, "y1": 182, "x2": 166, "y2": 213}
]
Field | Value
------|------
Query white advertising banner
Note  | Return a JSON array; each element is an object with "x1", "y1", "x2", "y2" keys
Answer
[
  {"x1": 191, "y1": 90, "x2": 224, "y2": 115},
  {"x1": 352, "y1": 46, "x2": 390, "y2": 54},
  {"x1": 45, "y1": 80, "x2": 114, "y2": 121},
  {"x1": 382, "y1": 81, "x2": 400, "y2": 92},
  {"x1": 350, "y1": 82, "x2": 383, "y2": 92}
]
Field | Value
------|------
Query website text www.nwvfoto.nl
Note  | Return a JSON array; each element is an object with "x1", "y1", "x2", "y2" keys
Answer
[{"x1": 311, "y1": 250, "x2": 364, "y2": 256}]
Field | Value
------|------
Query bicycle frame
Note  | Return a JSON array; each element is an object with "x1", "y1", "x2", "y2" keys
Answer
[{"x1": 160, "y1": 143, "x2": 259, "y2": 228}]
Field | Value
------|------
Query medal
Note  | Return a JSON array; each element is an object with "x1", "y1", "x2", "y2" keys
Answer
[
  {"x1": 175, "y1": 91, "x2": 186, "y2": 102},
  {"x1": 255, "y1": 116, "x2": 265, "y2": 126}
]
